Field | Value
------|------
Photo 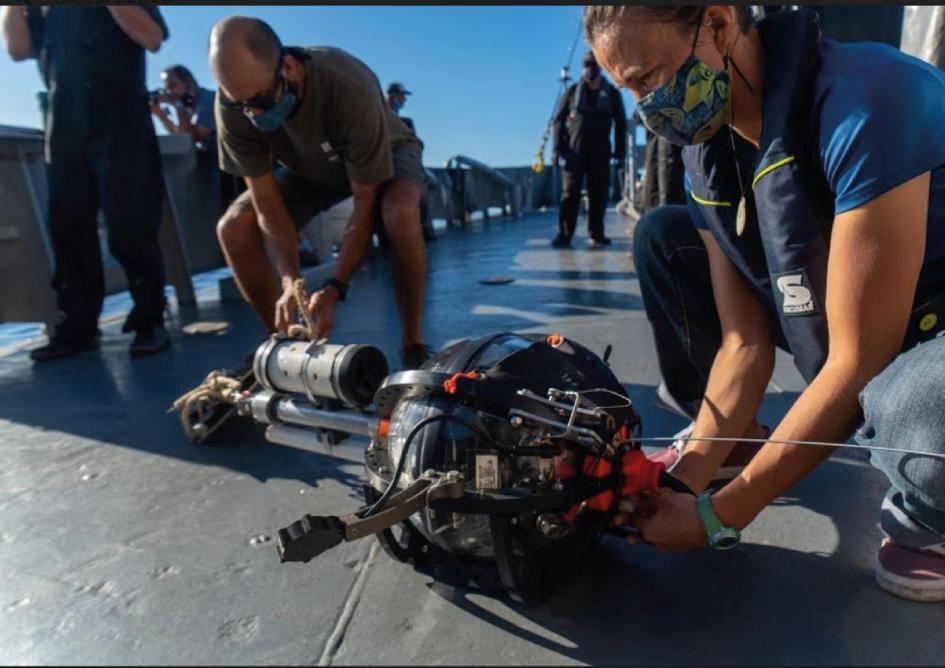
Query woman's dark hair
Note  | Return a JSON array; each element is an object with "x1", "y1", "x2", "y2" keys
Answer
[
  {"x1": 163, "y1": 64, "x2": 196, "y2": 85},
  {"x1": 583, "y1": 5, "x2": 754, "y2": 46}
]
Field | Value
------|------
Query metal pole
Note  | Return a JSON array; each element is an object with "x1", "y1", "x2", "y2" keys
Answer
[
  {"x1": 265, "y1": 423, "x2": 365, "y2": 463},
  {"x1": 272, "y1": 395, "x2": 379, "y2": 438},
  {"x1": 244, "y1": 390, "x2": 380, "y2": 437}
]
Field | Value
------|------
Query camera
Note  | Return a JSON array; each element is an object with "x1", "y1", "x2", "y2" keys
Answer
[
  {"x1": 234, "y1": 331, "x2": 691, "y2": 606},
  {"x1": 148, "y1": 89, "x2": 196, "y2": 109}
]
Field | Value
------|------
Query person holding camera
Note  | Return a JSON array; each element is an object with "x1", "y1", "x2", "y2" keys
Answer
[
  {"x1": 2, "y1": 5, "x2": 171, "y2": 361},
  {"x1": 150, "y1": 65, "x2": 217, "y2": 153},
  {"x1": 551, "y1": 50, "x2": 627, "y2": 249},
  {"x1": 150, "y1": 64, "x2": 245, "y2": 215}
]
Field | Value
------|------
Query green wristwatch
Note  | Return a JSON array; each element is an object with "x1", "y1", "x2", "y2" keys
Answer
[{"x1": 697, "y1": 490, "x2": 741, "y2": 550}]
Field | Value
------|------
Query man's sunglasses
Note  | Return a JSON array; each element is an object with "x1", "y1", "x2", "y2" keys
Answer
[{"x1": 219, "y1": 58, "x2": 285, "y2": 113}]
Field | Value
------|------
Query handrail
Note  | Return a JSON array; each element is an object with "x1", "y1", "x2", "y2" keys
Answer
[{"x1": 444, "y1": 154, "x2": 513, "y2": 186}]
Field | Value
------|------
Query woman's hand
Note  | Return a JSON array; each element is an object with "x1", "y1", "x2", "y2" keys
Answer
[{"x1": 615, "y1": 488, "x2": 708, "y2": 552}]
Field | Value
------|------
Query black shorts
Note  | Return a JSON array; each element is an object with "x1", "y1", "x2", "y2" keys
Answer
[{"x1": 225, "y1": 143, "x2": 425, "y2": 230}]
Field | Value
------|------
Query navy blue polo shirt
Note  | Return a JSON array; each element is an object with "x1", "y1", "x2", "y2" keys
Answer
[
  {"x1": 689, "y1": 38, "x2": 945, "y2": 306},
  {"x1": 27, "y1": 6, "x2": 168, "y2": 98}
]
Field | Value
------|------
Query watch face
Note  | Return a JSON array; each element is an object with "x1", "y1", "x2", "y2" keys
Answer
[{"x1": 712, "y1": 531, "x2": 741, "y2": 550}]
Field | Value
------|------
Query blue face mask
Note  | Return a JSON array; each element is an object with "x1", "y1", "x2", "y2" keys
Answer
[{"x1": 249, "y1": 80, "x2": 299, "y2": 133}]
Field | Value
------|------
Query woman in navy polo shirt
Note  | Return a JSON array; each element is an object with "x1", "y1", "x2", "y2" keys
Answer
[{"x1": 586, "y1": 5, "x2": 945, "y2": 601}]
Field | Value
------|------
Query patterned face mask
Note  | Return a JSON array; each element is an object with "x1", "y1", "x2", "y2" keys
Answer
[
  {"x1": 635, "y1": 55, "x2": 730, "y2": 146},
  {"x1": 635, "y1": 13, "x2": 734, "y2": 146}
]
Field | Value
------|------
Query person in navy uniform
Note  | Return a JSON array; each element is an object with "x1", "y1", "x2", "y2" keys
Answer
[
  {"x1": 2, "y1": 5, "x2": 171, "y2": 360},
  {"x1": 551, "y1": 50, "x2": 627, "y2": 249},
  {"x1": 586, "y1": 5, "x2": 945, "y2": 601}
]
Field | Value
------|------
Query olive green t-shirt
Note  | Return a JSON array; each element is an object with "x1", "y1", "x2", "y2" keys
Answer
[{"x1": 216, "y1": 46, "x2": 422, "y2": 187}]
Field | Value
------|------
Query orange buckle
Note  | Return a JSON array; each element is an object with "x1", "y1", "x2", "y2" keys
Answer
[{"x1": 443, "y1": 371, "x2": 481, "y2": 395}]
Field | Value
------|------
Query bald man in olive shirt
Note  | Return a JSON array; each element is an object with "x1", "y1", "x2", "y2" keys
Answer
[{"x1": 210, "y1": 16, "x2": 431, "y2": 369}]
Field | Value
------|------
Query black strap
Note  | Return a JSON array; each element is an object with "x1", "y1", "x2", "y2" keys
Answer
[{"x1": 322, "y1": 277, "x2": 348, "y2": 301}]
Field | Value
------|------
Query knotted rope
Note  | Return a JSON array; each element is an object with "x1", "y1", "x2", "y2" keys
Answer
[
  {"x1": 171, "y1": 279, "x2": 315, "y2": 442},
  {"x1": 286, "y1": 277, "x2": 316, "y2": 341},
  {"x1": 170, "y1": 369, "x2": 251, "y2": 442}
]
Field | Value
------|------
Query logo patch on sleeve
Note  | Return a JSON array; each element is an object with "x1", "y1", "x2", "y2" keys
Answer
[{"x1": 774, "y1": 269, "x2": 819, "y2": 316}]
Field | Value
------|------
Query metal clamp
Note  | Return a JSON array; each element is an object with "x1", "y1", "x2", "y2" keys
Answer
[
  {"x1": 277, "y1": 472, "x2": 466, "y2": 563},
  {"x1": 509, "y1": 387, "x2": 608, "y2": 451}
]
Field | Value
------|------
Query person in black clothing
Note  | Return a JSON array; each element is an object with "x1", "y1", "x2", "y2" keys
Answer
[
  {"x1": 552, "y1": 50, "x2": 627, "y2": 248},
  {"x1": 2, "y1": 5, "x2": 171, "y2": 361}
]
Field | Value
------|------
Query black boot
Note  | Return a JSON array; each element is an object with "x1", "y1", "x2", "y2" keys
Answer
[
  {"x1": 551, "y1": 235, "x2": 572, "y2": 249},
  {"x1": 130, "y1": 323, "x2": 170, "y2": 358},
  {"x1": 30, "y1": 330, "x2": 100, "y2": 362},
  {"x1": 400, "y1": 343, "x2": 434, "y2": 370}
]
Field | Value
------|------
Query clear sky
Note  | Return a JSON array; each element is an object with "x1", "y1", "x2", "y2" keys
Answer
[{"x1": 0, "y1": 5, "x2": 636, "y2": 168}]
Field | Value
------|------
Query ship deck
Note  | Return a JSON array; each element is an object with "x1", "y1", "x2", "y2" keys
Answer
[{"x1": 2, "y1": 209, "x2": 943, "y2": 665}]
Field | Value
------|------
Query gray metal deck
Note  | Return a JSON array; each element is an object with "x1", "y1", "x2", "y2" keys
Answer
[{"x1": 2, "y1": 209, "x2": 943, "y2": 666}]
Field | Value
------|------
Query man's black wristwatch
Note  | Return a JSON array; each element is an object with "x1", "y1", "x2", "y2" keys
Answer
[{"x1": 321, "y1": 277, "x2": 349, "y2": 301}]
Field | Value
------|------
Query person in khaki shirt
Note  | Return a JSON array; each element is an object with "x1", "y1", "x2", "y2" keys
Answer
[{"x1": 209, "y1": 16, "x2": 431, "y2": 369}]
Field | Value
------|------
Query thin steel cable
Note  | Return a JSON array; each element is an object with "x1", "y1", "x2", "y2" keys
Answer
[
  {"x1": 566, "y1": 388, "x2": 945, "y2": 461},
  {"x1": 636, "y1": 435, "x2": 945, "y2": 461}
]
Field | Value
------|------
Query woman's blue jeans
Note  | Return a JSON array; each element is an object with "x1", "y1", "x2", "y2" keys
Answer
[
  {"x1": 856, "y1": 333, "x2": 945, "y2": 548},
  {"x1": 634, "y1": 205, "x2": 945, "y2": 547}
]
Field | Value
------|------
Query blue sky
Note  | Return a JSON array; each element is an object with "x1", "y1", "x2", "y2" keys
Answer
[{"x1": 0, "y1": 5, "x2": 636, "y2": 168}]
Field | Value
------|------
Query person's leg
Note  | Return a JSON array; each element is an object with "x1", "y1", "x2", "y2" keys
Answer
[
  {"x1": 36, "y1": 132, "x2": 103, "y2": 353},
  {"x1": 586, "y1": 157, "x2": 611, "y2": 241},
  {"x1": 640, "y1": 130, "x2": 660, "y2": 214},
  {"x1": 634, "y1": 205, "x2": 768, "y2": 477},
  {"x1": 657, "y1": 138, "x2": 686, "y2": 206},
  {"x1": 632, "y1": 205, "x2": 721, "y2": 409},
  {"x1": 857, "y1": 334, "x2": 945, "y2": 601},
  {"x1": 419, "y1": 194, "x2": 436, "y2": 242},
  {"x1": 557, "y1": 159, "x2": 585, "y2": 242},
  {"x1": 91, "y1": 92, "x2": 167, "y2": 341},
  {"x1": 217, "y1": 169, "x2": 351, "y2": 334},
  {"x1": 381, "y1": 145, "x2": 427, "y2": 349},
  {"x1": 216, "y1": 196, "x2": 282, "y2": 333}
]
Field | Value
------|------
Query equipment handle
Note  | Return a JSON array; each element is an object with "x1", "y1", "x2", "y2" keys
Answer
[{"x1": 658, "y1": 470, "x2": 694, "y2": 496}]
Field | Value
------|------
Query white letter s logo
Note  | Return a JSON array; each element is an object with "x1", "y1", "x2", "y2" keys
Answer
[{"x1": 776, "y1": 274, "x2": 814, "y2": 313}]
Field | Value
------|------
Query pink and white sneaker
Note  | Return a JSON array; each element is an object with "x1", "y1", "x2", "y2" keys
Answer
[
  {"x1": 875, "y1": 537, "x2": 945, "y2": 602},
  {"x1": 647, "y1": 423, "x2": 768, "y2": 484},
  {"x1": 647, "y1": 422, "x2": 694, "y2": 471}
]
